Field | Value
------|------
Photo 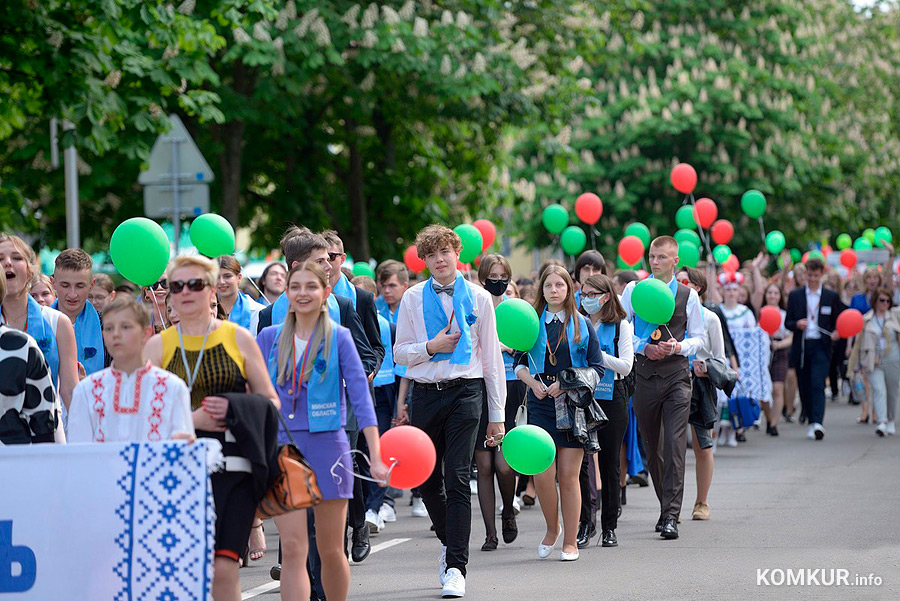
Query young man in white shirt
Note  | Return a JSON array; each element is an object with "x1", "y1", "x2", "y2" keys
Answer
[{"x1": 394, "y1": 225, "x2": 506, "y2": 598}]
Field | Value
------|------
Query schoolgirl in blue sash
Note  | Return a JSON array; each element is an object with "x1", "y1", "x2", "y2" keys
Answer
[
  {"x1": 579, "y1": 274, "x2": 634, "y2": 548},
  {"x1": 514, "y1": 265, "x2": 603, "y2": 561},
  {"x1": 217, "y1": 256, "x2": 265, "y2": 331},
  {"x1": 255, "y1": 260, "x2": 388, "y2": 601}
]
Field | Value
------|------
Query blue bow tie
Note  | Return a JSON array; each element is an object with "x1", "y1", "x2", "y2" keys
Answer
[{"x1": 433, "y1": 283, "x2": 455, "y2": 296}]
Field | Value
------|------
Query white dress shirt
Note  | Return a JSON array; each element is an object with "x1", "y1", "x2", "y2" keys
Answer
[
  {"x1": 697, "y1": 307, "x2": 726, "y2": 362},
  {"x1": 394, "y1": 279, "x2": 507, "y2": 422},
  {"x1": 620, "y1": 276, "x2": 707, "y2": 356},
  {"x1": 600, "y1": 318, "x2": 635, "y2": 378},
  {"x1": 805, "y1": 286, "x2": 822, "y2": 340}
]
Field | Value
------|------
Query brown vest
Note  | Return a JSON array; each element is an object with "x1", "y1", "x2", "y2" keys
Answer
[{"x1": 635, "y1": 282, "x2": 691, "y2": 379}]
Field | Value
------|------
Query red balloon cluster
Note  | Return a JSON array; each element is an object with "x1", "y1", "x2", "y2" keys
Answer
[
  {"x1": 380, "y1": 425, "x2": 437, "y2": 489},
  {"x1": 759, "y1": 305, "x2": 782, "y2": 335},
  {"x1": 618, "y1": 235, "x2": 645, "y2": 266},
  {"x1": 840, "y1": 249, "x2": 857, "y2": 269},
  {"x1": 693, "y1": 198, "x2": 718, "y2": 229},
  {"x1": 711, "y1": 219, "x2": 734, "y2": 245},
  {"x1": 670, "y1": 163, "x2": 697, "y2": 194},
  {"x1": 575, "y1": 193, "x2": 603, "y2": 225},
  {"x1": 473, "y1": 219, "x2": 496, "y2": 251},
  {"x1": 836, "y1": 309, "x2": 864, "y2": 339},
  {"x1": 403, "y1": 245, "x2": 426, "y2": 274}
]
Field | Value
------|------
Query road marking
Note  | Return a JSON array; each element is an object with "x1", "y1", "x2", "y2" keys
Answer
[{"x1": 241, "y1": 537, "x2": 412, "y2": 599}]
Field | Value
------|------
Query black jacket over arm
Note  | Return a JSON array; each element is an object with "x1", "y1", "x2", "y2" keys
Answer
[{"x1": 785, "y1": 286, "x2": 844, "y2": 367}]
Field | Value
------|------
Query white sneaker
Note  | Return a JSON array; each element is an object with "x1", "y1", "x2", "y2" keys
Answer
[
  {"x1": 379, "y1": 503, "x2": 397, "y2": 523},
  {"x1": 438, "y1": 545, "x2": 447, "y2": 585},
  {"x1": 365, "y1": 509, "x2": 384, "y2": 534},
  {"x1": 441, "y1": 567, "x2": 466, "y2": 598},
  {"x1": 807, "y1": 425, "x2": 816, "y2": 440},
  {"x1": 887, "y1": 421, "x2": 896, "y2": 435},
  {"x1": 412, "y1": 497, "x2": 429, "y2": 517},
  {"x1": 727, "y1": 428, "x2": 737, "y2": 448},
  {"x1": 813, "y1": 423, "x2": 825, "y2": 440},
  {"x1": 876, "y1": 422, "x2": 887, "y2": 437}
]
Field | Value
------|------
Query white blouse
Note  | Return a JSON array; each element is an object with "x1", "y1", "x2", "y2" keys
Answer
[
  {"x1": 595, "y1": 318, "x2": 634, "y2": 378},
  {"x1": 722, "y1": 304, "x2": 756, "y2": 331}
]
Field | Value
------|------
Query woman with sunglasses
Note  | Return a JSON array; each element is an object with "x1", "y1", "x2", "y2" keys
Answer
[
  {"x1": 849, "y1": 288, "x2": 900, "y2": 437},
  {"x1": 217, "y1": 255, "x2": 265, "y2": 330},
  {"x1": 144, "y1": 255, "x2": 279, "y2": 601},
  {"x1": 578, "y1": 274, "x2": 632, "y2": 548},
  {"x1": 473, "y1": 254, "x2": 521, "y2": 551},
  {"x1": 515, "y1": 265, "x2": 603, "y2": 562},
  {"x1": 141, "y1": 277, "x2": 170, "y2": 332},
  {"x1": 256, "y1": 261, "x2": 388, "y2": 601}
]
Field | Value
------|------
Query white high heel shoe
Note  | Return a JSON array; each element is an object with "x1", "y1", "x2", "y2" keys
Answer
[
  {"x1": 560, "y1": 550, "x2": 579, "y2": 561},
  {"x1": 537, "y1": 529, "x2": 561, "y2": 559}
]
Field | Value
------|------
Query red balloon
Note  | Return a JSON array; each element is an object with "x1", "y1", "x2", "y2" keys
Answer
[
  {"x1": 836, "y1": 309, "x2": 864, "y2": 339},
  {"x1": 759, "y1": 305, "x2": 782, "y2": 335},
  {"x1": 711, "y1": 219, "x2": 734, "y2": 245},
  {"x1": 403, "y1": 245, "x2": 426, "y2": 274},
  {"x1": 618, "y1": 235, "x2": 645, "y2": 266},
  {"x1": 723, "y1": 255, "x2": 740, "y2": 273},
  {"x1": 822, "y1": 245, "x2": 833, "y2": 256},
  {"x1": 380, "y1": 425, "x2": 437, "y2": 489},
  {"x1": 473, "y1": 219, "x2": 496, "y2": 251},
  {"x1": 801, "y1": 251, "x2": 810, "y2": 263},
  {"x1": 575, "y1": 193, "x2": 603, "y2": 225},
  {"x1": 693, "y1": 198, "x2": 718, "y2": 229},
  {"x1": 840, "y1": 249, "x2": 857, "y2": 269},
  {"x1": 670, "y1": 163, "x2": 697, "y2": 194},
  {"x1": 456, "y1": 260, "x2": 468, "y2": 272},
  {"x1": 636, "y1": 269, "x2": 649, "y2": 280}
]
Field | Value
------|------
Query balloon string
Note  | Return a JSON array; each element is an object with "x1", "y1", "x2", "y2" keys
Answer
[
  {"x1": 150, "y1": 293, "x2": 166, "y2": 330},
  {"x1": 758, "y1": 217, "x2": 767, "y2": 247},
  {"x1": 244, "y1": 273, "x2": 271, "y2": 305},
  {"x1": 687, "y1": 193, "x2": 713, "y2": 257}
]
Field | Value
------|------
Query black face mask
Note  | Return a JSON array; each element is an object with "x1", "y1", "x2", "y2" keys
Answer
[{"x1": 484, "y1": 278, "x2": 510, "y2": 297}]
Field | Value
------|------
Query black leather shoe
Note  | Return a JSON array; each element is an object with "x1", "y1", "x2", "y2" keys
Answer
[
  {"x1": 769, "y1": 426, "x2": 779, "y2": 437},
  {"x1": 270, "y1": 564, "x2": 281, "y2": 580},
  {"x1": 655, "y1": 514, "x2": 665, "y2": 532},
  {"x1": 481, "y1": 534, "x2": 498, "y2": 551},
  {"x1": 601, "y1": 529, "x2": 617, "y2": 547},
  {"x1": 620, "y1": 486, "x2": 627, "y2": 506},
  {"x1": 351, "y1": 526, "x2": 370, "y2": 562},
  {"x1": 576, "y1": 521, "x2": 596, "y2": 548},
  {"x1": 502, "y1": 516, "x2": 518, "y2": 544},
  {"x1": 629, "y1": 471, "x2": 650, "y2": 487},
  {"x1": 735, "y1": 431, "x2": 747, "y2": 443},
  {"x1": 660, "y1": 516, "x2": 679, "y2": 539}
]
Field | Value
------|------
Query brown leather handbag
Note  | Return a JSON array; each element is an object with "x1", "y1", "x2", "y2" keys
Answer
[{"x1": 257, "y1": 411, "x2": 322, "y2": 519}]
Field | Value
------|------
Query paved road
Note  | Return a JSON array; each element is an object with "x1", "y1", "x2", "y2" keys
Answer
[{"x1": 240, "y1": 401, "x2": 899, "y2": 600}]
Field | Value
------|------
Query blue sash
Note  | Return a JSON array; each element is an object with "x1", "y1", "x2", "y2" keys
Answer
[
  {"x1": 503, "y1": 352, "x2": 518, "y2": 381},
  {"x1": 632, "y1": 276, "x2": 678, "y2": 348},
  {"x1": 26, "y1": 296, "x2": 60, "y2": 385},
  {"x1": 422, "y1": 272, "x2": 474, "y2": 365},
  {"x1": 333, "y1": 274, "x2": 358, "y2": 308},
  {"x1": 593, "y1": 322, "x2": 616, "y2": 400},
  {"x1": 228, "y1": 292, "x2": 259, "y2": 330},
  {"x1": 527, "y1": 311, "x2": 590, "y2": 373},
  {"x1": 373, "y1": 314, "x2": 395, "y2": 387},
  {"x1": 624, "y1": 398, "x2": 644, "y2": 476},
  {"x1": 266, "y1": 322, "x2": 342, "y2": 432},
  {"x1": 270, "y1": 292, "x2": 340, "y2": 326},
  {"x1": 52, "y1": 299, "x2": 103, "y2": 375},
  {"x1": 376, "y1": 296, "x2": 398, "y2": 324}
]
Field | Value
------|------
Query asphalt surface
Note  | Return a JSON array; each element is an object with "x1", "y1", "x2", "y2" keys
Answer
[{"x1": 240, "y1": 401, "x2": 899, "y2": 600}]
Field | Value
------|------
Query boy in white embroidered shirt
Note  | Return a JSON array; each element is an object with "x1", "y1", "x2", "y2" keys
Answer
[{"x1": 67, "y1": 297, "x2": 194, "y2": 443}]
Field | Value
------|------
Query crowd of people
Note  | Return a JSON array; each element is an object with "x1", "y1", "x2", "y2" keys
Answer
[{"x1": 1, "y1": 224, "x2": 897, "y2": 600}]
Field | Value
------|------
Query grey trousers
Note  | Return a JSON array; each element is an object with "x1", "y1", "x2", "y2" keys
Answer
[{"x1": 633, "y1": 370, "x2": 692, "y2": 519}]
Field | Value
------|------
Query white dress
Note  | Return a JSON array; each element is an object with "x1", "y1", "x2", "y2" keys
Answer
[{"x1": 67, "y1": 362, "x2": 194, "y2": 443}]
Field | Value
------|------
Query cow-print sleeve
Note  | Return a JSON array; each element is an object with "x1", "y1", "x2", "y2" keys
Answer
[{"x1": 23, "y1": 336, "x2": 59, "y2": 443}]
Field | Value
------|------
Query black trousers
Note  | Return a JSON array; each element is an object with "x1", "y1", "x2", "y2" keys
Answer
[
  {"x1": 410, "y1": 379, "x2": 482, "y2": 577},
  {"x1": 579, "y1": 454, "x2": 597, "y2": 525},
  {"x1": 798, "y1": 340, "x2": 831, "y2": 425},
  {"x1": 594, "y1": 392, "x2": 628, "y2": 530},
  {"x1": 828, "y1": 338, "x2": 847, "y2": 398}
]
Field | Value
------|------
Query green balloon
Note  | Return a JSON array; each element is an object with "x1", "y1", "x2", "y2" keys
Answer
[
  {"x1": 495, "y1": 298, "x2": 540, "y2": 352},
  {"x1": 190, "y1": 214, "x2": 235, "y2": 257},
  {"x1": 766, "y1": 230, "x2": 786, "y2": 254},
  {"x1": 352, "y1": 263, "x2": 375, "y2": 279},
  {"x1": 110, "y1": 218, "x2": 171, "y2": 286},
  {"x1": 740, "y1": 189, "x2": 767, "y2": 219},
  {"x1": 632, "y1": 278, "x2": 675, "y2": 325},
  {"x1": 874, "y1": 226, "x2": 893, "y2": 248},
  {"x1": 863, "y1": 228, "x2": 876, "y2": 243},
  {"x1": 677, "y1": 241, "x2": 700, "y2": 268},
  {"x1": 675, "y1": 205, "x2": 695, "y2": 230},
  {"x1": 836, "y1": 233, "x2": 852, "y2": 250},
  {"x1": 854, "y1": 237, "x2": 873, "y2": 251},
  {"x1": 501, "y1": 425, "x2": 556, "y2": 475},
  {"x1": 790, "y1": 248, "x2": 802, "y2": 263},
  {"x1": 807, "y1": 250, "x2": 825, "y2": 262},
  {"x1": 454, "y1": 224, "x2": 483, "y2": 264},
  {"x1": 674, "y1": 228, "x2": 701, "y2": 248},
  {"x1": 560, "y1": 226, "x2": 587, "y2": 255},
  {"x1": 542, "y1": 204, "x2": 569, "y2": 235},
  {"x1": 624, "y1": 222, "x2": 651, "y2": 249},
  {"x1": 713, "y1": 244, "x2": 732, "y2": 264}
]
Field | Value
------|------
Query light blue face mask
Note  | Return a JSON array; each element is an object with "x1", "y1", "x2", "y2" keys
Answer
[{"x1": 581, "y1": 296, "x2": 605, "y2": 315}]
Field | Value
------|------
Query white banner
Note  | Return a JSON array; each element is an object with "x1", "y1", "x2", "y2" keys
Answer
[{"x1": 0, "y1": 441, "x2": 216, "y2": 600}]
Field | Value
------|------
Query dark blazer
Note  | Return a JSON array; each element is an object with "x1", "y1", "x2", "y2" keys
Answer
[
  {"x1": 352, "y1": 286, "x2": 385, "y2": 376},
  {"x1": 785, "y1": 286, "x2": 844, "y2": 366},
  {"x1": 255, "y1": 295, "x2": 378, "y2": 375}
]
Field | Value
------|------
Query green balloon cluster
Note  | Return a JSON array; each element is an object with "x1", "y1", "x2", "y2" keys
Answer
[
  {"x1": 740, "y1": 189, "x2": 767, "y2": 218},
  {"x1": 677, "y1": 241, "x2": 700, "y2": 268},
  {"x1": 501, "y1": 425, "x2": 556, "y2": 475},
  {"x1": 495, "y1": 298, "x2": 540, "y2": 352},
  {"x1": 713, "y1": 244, "x2": 732, "y2": 264},
  {"x1": 675, "y1": 205, "x2": 696, "y2": 230},
  {"x1": 632, "y1": 278, "x2": 675, "y2": 325},
  {"x1": 110, "y1": 218, "x2": 171, "y2": 286},
  {"x1": 854, "y1": 237, "x2": 873, "y2": 251},
  {"x1": 836, "y1": 233, "x2": 852, "y2": 250},
  {"x1": 765, "y1": 231, "x2": 786, "y2": 254},
  {"x1": 352, "y1": 262, "x2": 375, "y2": 279},
  {"x1": 560, "y1": 226, "x2": 587, "y2": 255},
  {"x1": 454, "y1": 224, "x2": 483, "y2": 264},
  {"x1": 624, "y1": 222, "x2": 651, "y2": 249},
  {"x1": 674, "y1": 228, "x2": 701, "y2": 248},
  {"x1": 542, "y1": 204, "x2": 569, "y2": 235},
  {"x1": 806, "y1": 250, "x2": 825, "y2": 262}
]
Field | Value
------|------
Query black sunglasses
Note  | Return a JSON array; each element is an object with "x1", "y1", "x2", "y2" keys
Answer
[
  {"x1": 150, "y1": 279, "x2": 168, "y2": 291},
  {"x1": 169, "y1": 279, "x2": 209, "y2": 294},
  {"x1": 327, "y1": 252, "x2": 343, "y2": 261}
]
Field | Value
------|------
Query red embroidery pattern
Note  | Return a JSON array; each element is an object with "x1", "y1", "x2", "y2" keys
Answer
[
  {"x1": 147, "y1": 374, "x2": 168, "y2": 442},
  {"x1": 90, "y1": 374, "x2": 106, "y2": 442}
]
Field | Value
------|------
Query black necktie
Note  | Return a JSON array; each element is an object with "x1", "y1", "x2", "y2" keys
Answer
[{"x1": 433, "y1": 283, "x2": 455, "y2": 296}]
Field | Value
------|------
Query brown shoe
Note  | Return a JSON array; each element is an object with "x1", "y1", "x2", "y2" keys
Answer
[{"x1": 692, "y1": 502, "x2": 710, "y2": 521}]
